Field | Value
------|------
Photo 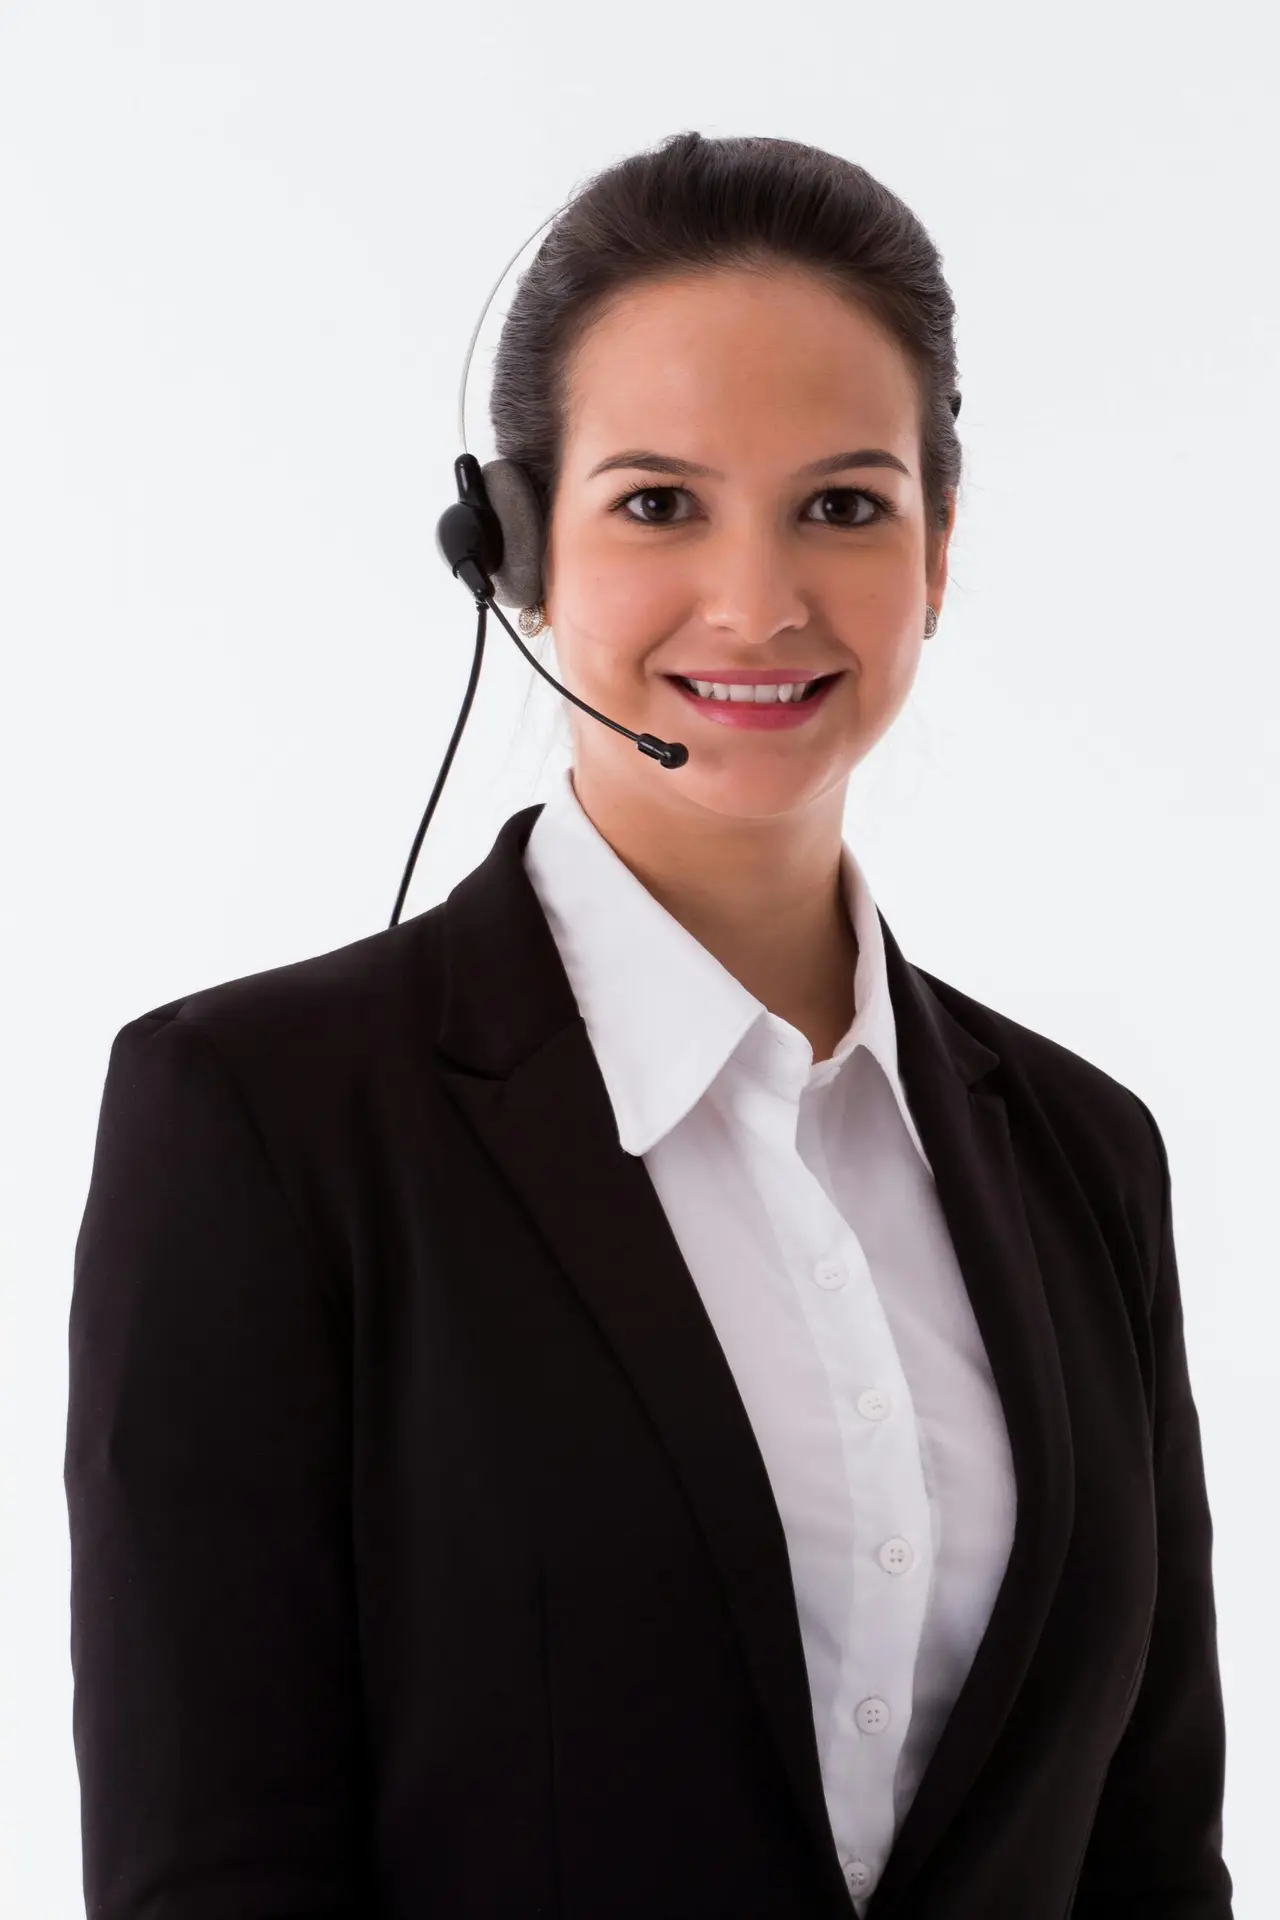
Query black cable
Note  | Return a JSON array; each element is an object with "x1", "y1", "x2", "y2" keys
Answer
[
  {"x1": 389, "y1": 591, "x2": 687, "y2": 928},
  {"x1": 388, "y1": 600, "x2": 487, "y2": 929}
]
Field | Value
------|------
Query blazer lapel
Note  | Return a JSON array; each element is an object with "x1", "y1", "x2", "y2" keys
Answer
[
  {"x1": 862, "y1": 918, "x2": 1075, "y2": 1919},
  {"x1": 434, "y1": 805, "x2": 1075, "y2": 1920}
]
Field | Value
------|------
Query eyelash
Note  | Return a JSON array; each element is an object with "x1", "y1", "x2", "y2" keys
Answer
[{"x1": 606, "y1": 482, "x2": 900, "y2": 530}]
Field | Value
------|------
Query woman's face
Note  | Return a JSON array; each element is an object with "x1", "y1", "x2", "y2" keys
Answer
[{"x1": 541, "y1": 264, "x2": 954, "y2": 832}]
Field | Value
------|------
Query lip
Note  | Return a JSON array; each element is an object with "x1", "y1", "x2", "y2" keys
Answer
[
  {"x1": 665, "y1": 668, "x2": 840, "y2": 684},
  {"x1": 666, "y1": 672, "x2": 842, "y2": 729}
]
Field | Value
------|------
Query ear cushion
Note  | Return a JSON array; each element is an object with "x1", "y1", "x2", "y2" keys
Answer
[{"x1": 480, "y1": 458, "x2": 545, "y2": 609}]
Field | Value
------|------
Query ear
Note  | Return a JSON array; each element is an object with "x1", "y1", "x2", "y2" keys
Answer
[{"x1": 926, "y1": 488, "x2": 957, "y2": 623}]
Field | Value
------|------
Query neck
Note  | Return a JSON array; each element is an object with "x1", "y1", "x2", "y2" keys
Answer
[{"x1": 568, "y1": 764, "x2": 859, "y2": 1050}]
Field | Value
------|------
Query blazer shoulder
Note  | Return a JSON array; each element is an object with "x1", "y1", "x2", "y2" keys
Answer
[
  {"x1": 912, "y1": 961, "x2": 1165, "y2": 1210},
  {"x1": 110, "y1": 902, "x2": 450, "y2": 1085}
]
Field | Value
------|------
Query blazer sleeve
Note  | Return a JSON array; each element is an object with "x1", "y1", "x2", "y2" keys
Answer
[
  {"x1": 64, "y1": 1010, "x2": 365, "y2": 1920},
  {"x1": 1070, "y1": 1096, "x2": 1234, "y2": 1919}
]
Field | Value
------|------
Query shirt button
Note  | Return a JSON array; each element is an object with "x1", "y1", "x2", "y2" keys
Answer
[
  {"x1": 857, "y1": 1388, "x2": 891, "y2": 1420},
  {"x1": 813, "y1": 1258, "x2": 846, "y2": 1289},
  {"x1": 845, "y1": 1859, "x2": 872, "y2": 1894},
  {"x1": 855, "y1": 1697, "x2": 891, "y2": 1735},
  {"x1": 878, "y1": 1536, "x2": 915, "y2": 1574}
]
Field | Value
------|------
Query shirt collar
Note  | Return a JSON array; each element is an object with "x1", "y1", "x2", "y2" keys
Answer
[{"x1": 522, "y1": 766, "x2": 930, "y2": 1166}]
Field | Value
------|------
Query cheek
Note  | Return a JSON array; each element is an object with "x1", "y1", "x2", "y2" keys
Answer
[
  {"x1": 837, "y1": 553, "x2": 921, "y2": 620},
  {"x1": 863, "y1": 632, "x2": 926, "y2": 728},
  {"x1": 553, "y1": 529, "x2": 686, "y2": 665},
  {"x1": 837, "y1": 569, "x2": 927, "y2": 663}
]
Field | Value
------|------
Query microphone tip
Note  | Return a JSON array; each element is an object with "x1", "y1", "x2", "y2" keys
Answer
[{"x1": 636, "y1": 732, "x2": 688, "y2": 769}]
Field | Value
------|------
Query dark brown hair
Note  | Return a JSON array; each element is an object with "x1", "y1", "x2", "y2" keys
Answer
[{"x1": 489, "y1": 128, "x2": 964, "y2": 582}]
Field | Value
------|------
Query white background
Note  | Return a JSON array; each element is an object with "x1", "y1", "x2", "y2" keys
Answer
[{"x1": 1, "y1": 3, "x2": 1274, "y2": 1913}]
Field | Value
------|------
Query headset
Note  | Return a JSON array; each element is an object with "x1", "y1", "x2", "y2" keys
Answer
[
  {"x1": 388, "y1": 200, "x2": 689, "y2": 928},
  {"x1": 390, "y1": 199, "x2": 961, "y2": 929}
]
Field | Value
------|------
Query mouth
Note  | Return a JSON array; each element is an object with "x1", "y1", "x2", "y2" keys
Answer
[
  {"x1": 664, "y1": 672, "x2": 842, "y2": 705},
  {"x1": 662, "y1": 671, "x2": 845, "y2": 730}
]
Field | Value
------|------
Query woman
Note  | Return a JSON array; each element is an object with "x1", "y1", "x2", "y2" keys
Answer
[{"x1": 65, "y1": 132, "x2": 1233, "y2": 1919}]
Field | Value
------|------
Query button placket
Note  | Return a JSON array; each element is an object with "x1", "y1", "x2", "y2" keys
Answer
[{"x1": 761, "y1": 1157, "x2": 925, "y2": 1906}]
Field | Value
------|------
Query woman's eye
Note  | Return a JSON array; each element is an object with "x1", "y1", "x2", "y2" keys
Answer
[
  {"x1": 610, "y1": 485, "x2": 895, "y2": 528},
  {"x1": 806, "y1": 488, "x2": 892, "y2": 528},
  {"x1": 615, "y1": 486, "x2": 689, "y2": 525}
]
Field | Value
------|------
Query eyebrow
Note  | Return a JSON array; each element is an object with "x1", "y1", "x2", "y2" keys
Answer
[{"x1": 584, "y1": 447, "x2": 912, "y2": 482}]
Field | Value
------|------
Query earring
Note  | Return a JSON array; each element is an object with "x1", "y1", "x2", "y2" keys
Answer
[
  {"x1": 517, "y1": 603, "x2": 546, "y2": 639},
  {"x1": 924, "y1": 605, "x2": 938, "y2": 639}
]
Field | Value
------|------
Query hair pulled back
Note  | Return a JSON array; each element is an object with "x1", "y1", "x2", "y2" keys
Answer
[{"x1": 488, "y1": 130, "x2": 963, "y2": 577}]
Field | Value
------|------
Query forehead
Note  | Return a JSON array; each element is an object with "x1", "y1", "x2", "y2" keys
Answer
[{"x1": 562, "y1": 266, "x2": 918, "y2": 465}]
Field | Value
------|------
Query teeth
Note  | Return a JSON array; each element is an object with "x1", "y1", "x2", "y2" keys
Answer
[{"x1": 686, "y1": 679, "x2": 817, "y2": 704}]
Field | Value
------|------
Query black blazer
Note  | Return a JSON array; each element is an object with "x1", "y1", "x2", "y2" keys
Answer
[{"x1": 65, "y1": 801, "x2": 1233, "y2": 1920}]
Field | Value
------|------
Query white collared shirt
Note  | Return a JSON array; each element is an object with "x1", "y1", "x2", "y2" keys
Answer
[{"x1": 523, "y1": 767, "x2": 1017, "y2": 1911}]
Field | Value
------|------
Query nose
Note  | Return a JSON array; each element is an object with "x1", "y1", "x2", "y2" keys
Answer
[{"x1": 697, "y1": 523, "x2": 814, "y2": 643}]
